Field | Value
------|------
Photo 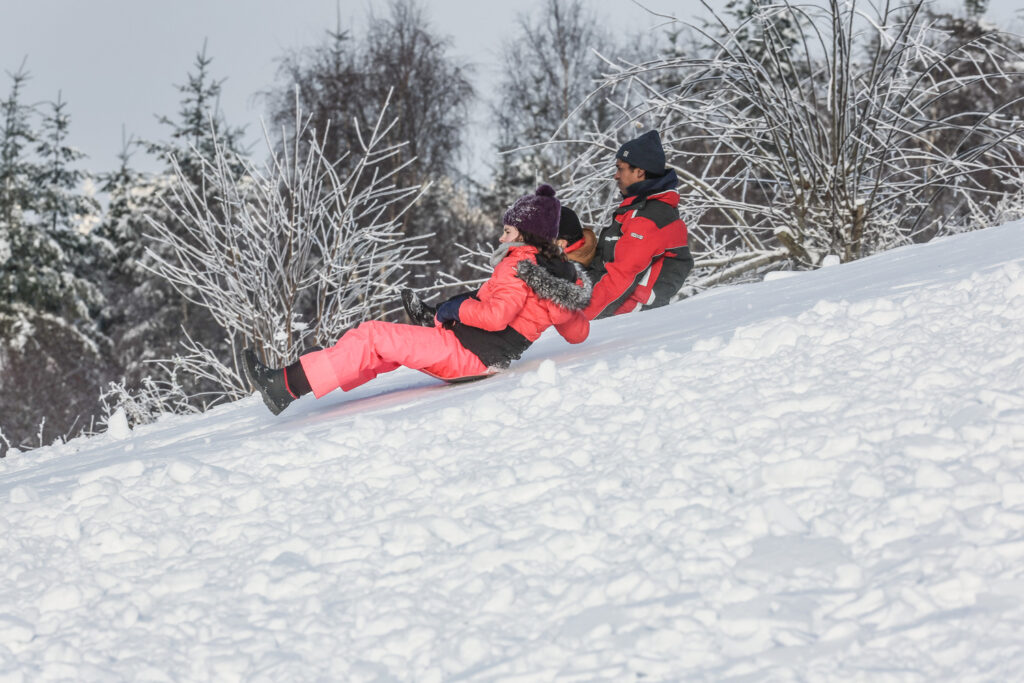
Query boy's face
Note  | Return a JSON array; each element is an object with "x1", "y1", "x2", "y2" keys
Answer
[{"x1": 615, "y1": 159, "x2": 646, "y2": 194}]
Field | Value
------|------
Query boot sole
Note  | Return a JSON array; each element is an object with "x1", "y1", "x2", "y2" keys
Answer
[{"x1": 401, "y1": 289, "x2": 435, "y2": 326}]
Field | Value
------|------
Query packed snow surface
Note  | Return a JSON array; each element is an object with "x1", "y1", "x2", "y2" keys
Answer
[{"x1": 3, "y1": 223, "x2": 1024, "y2": 681}]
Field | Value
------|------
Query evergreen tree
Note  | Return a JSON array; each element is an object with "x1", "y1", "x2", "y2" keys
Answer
[
  {"x1": 100, "y1": 45, "x2": 247, "y2": 392},
  {"x1": 486, "y1": 0, "x2": 618, "y2": 216},
  {"x1": 1, "y1": 74, "x2": 110, "y2": 454},
  {"x1": 95, "y1": 132, "x2": 150, "y2": 337},
  {"x1": 965, "y1": 0, "x2": 989, "y2": 19},
  {"x1": 264, "y1": 0, "x2": 477, "y2": 284},
  {"x1": 32, "y1": 93, "x2": 105, "y2": 322},
  {"x1": 35, "y1": 94, "x2": 99, "y2": 232},
  {"x1": 0, "y1": 64, "x2": 37, "y2": 224},
  {"x1": 720, "y1": 0, "x2": 804, "y2": 90},
  {"x1": 149, "y1": 42, "x2": 247, "y2": 182},
  {"x1": 265, "y1": 24, "x2": 361, "y2": 172},
  {"x1": 1, "y1": 76, "x2": 103, "y2": 322},
  {"x1": 98, "y1": 130, "x2": 141, "y2": 250},
  {"x1": 1, "y1": 64, "x2": 38, "y2": 310}
]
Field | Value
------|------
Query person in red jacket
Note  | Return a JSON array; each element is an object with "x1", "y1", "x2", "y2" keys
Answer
[
  {"x1": 555, "y1": 205, "x2": 597, "y2": 268},
  {"x1": 402, "y1": 204, "x2": 596, "y2": 324},
  {"x1": 583, "y1": 129, "x2": 694, "y2": 320},
  {"x1": 243, "y1": 184, "x2": 591, "y2": 415}
]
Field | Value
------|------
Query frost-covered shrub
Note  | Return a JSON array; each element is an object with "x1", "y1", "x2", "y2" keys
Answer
[
  {"x1": 98, "y1": 375, "x2": 201, "y2": 431},
  {"x1": 964, "y1": 177, "x2": 1024, "y2": 230},
  {"x1": 139, "y1": 96, "x2": 430, "y2": 403}
]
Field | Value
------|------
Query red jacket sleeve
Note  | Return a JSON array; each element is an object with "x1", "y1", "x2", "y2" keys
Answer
[
  {"x1": 583, "y1": 214, "x2": 661, "y2": 320},
  {"x1": 555, "y1": 311, "x2": 589, "y2": 344},
  {"x1": 457, "y1": 257, "x2": 529, "y2": 331}
]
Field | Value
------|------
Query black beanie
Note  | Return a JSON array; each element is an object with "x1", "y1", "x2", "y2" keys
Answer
[
  {"x1": 557, "y1": 206, "x2": 583, "y2": 245},
  {"x1": 616, "y1": 129, "x2": 666, "y2": 175}
]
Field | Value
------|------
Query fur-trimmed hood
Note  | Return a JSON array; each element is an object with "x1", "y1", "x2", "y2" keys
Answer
[{"x1": 516, "y1": 259, "x2": 592, "y2": 312}]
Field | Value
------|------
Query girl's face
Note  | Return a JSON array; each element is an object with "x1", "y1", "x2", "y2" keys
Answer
[{"x1": 499, "y1": 225, "x2": 522, "y2": 244}]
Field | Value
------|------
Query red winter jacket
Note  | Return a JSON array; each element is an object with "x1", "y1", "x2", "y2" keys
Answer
[
  {"x1": 453, "y1": 244, "x2": 590, "y2": 368},
  {"x1": 583, "y1": 177, "x2": 693, "y2": 320}
]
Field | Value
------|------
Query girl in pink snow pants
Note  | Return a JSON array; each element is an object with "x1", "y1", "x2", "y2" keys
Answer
[{"x1": 243, "y1": 184, "x2": 591, "y2": 415}]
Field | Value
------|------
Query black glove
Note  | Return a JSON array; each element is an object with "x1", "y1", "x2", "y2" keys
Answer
[{"x1": 436, "y1": 293, "x2": 471, "y2": 324}]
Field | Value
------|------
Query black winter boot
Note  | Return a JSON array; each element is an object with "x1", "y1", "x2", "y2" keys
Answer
[
  {"x1": 242, "y1": 349, "x2": 295, "y2": 416},
  {"x1": 401, "y1": 289, "x2": 436, "y2": 326}
]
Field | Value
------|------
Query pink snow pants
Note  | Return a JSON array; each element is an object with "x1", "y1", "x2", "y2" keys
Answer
[{"x1": 299, "y1": 321, "x2": 491, "y2": 398}]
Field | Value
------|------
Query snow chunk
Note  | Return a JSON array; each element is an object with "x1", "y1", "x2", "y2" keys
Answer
[
  {"x1": 78, "y1": 460, "x2": 145, "y2": 485},
  {"x1": 166, "y1": 461, "x2": 200, "y2": 484},
  {"x1": 928, "y1": 573, "x2": 983, "y2": 609},
  {"x1": 1006, "y1": 273, "x2": 1024, "y2": 300},
  {"x1": 915, "y1": 463, "x2": 957, "y2": 489},
  {"x1": 8, "y1": 486, "x2": 38, "y2": 504},
  {"x1": 848, "y1": 298, "x2": 905, "y2": 326},
  {"x1": 586, "y1": 387, "x2": 623, "y2": 406},
  {"x1": 235, "y1": 488, "x2": 265, "y2": 513},
  {"x1": 903, "y1": 436, "x2": 969, "y2": 462},
  {"x1": 720, "y1": 320, "x2": 804, "y2": 359},
  {"x1": 1003, "y1": 482, "x2": 1024, "y2": 507},
  {"x1": 761, "y1": 458, "x2": 839, "y2": 489},
  {"x1": 536, "y1": 359, "x2": 558, "y2": 384},
  {"x1": 39, "y1": 586, "x2": 83, "y2": 612},
  {"x1": 0, "y1": 615, "x2": 34, "y2": 645},
  {"x1": 55, "y1": 515, "x2": 82, "y2": 542},
  {"x1": 105, "y1": 408, "x2": 132, "y2": 440},
  {"x1": 152, "y1": 570, "x2": 209, "y2": 597},
  {"x1": 691, "y1": 336, "x2": 724, "y2": 353},
  {"x1": 763, "y1": 270, "x2": 800, "y2": 281},
  {"x1": 850, "y1": 473, "x2": 886, "y2": 498},
  {"x1": 761, "y1": 497, "x2": 808, "y2": 534}
]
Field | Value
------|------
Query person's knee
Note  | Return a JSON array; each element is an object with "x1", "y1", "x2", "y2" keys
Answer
[
  {"x1": 354, "y1": 320, "x2": 405, "y2": 351},
  {"x1": 351, "y1": 320, "x2": 385, "y2": 341}
]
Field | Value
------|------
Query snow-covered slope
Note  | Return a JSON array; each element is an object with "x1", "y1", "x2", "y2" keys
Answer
[{"x1": 2, "y1": 223, "x2": 1024, "y2": 681}]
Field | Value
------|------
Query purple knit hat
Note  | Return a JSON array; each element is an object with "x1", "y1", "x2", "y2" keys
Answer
[{"x1": 503, "y1": 184, "x2": 561, "y2": 241}]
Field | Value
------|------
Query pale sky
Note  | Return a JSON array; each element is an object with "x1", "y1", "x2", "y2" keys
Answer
[{"x1": 2, "y1": 0, "x2": 1020, "y2": 179}]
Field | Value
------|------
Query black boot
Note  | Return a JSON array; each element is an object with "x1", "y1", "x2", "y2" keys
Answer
[
  {"x1": 401, "y1": 288, "x2": 436, "y2": 326},
  {"x1": 242, "y1": 349, "x2": 295, "y2": 416}
]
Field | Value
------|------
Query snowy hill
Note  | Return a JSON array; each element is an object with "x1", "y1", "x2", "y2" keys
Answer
[{"x1": 2, "y1": 222, "x2": 1024, "y2": 681}]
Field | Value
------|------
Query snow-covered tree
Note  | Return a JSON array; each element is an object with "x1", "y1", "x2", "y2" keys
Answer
[
  {"x1": 0, "y1": 64, "x2": 36, "y2": 231},
  {"x1": 486, "y1": 0, "x2": 618, "y2": 214},
  {"x1": 35, "y1": 94, "x2": 100, "y2": 234},
  {"x1": 149, "y1": 42, "x2": 247, "y2": 184},
  {"x1": 263, "y1": 0, "x2": 478, "y2": 284},
  {"x1": 32, "y1": 93, "x2": 105, "y2": 319},
  {"x1": 965, "y1": 0, "x2": 989, "y2": 19},
  {"x1": 98, "y1": 46, "x2": 248, "y2": 394},
  {"x1": 1, "y1": 72, "x2": 110, "y2": 454},
  {"x1": 720, "y1": 0, "x2": 803, "y2": 81}
]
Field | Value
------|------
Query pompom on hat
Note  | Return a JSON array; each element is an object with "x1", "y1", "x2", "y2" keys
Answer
[{"x1": 503, "y1": 184, "x2": 561, "y2": 241}]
